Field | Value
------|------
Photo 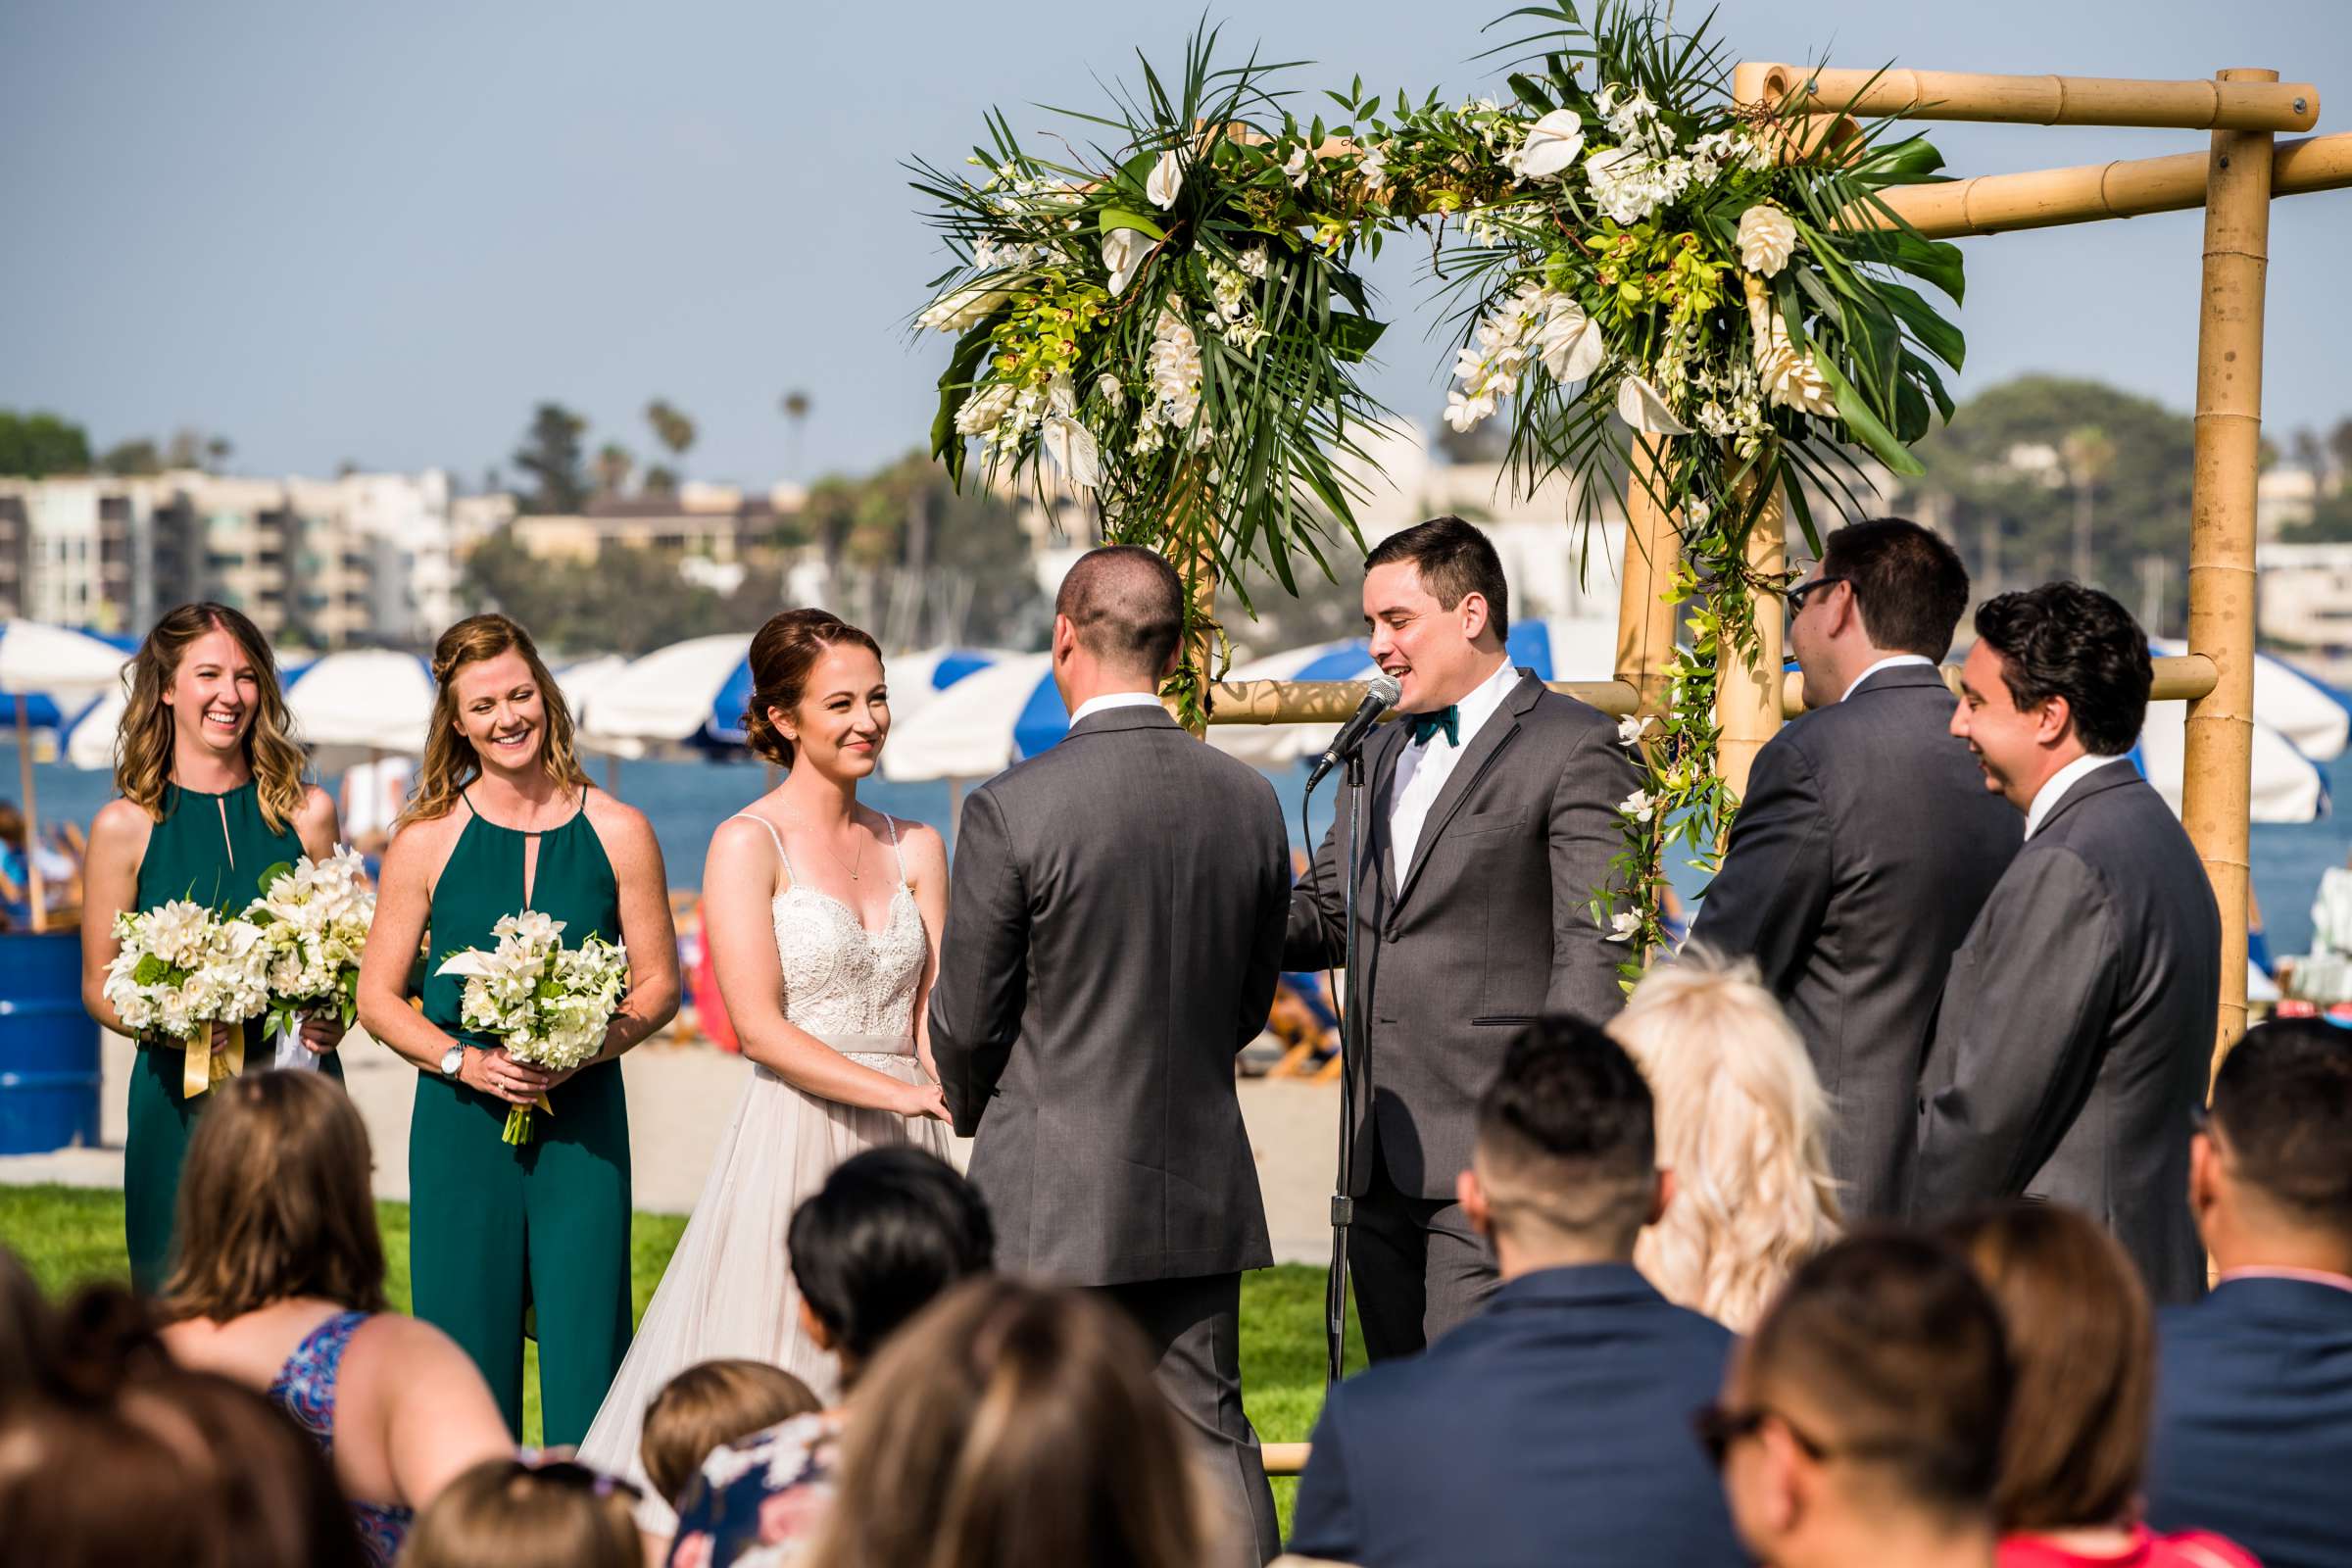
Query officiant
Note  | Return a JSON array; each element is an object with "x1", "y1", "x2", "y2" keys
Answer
[{"x1": 1286, "y1": 517, "x2": 1639, "y2": 1362}]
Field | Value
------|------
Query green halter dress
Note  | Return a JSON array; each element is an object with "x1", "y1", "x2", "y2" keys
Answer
[
  {"x1": 123, "y1": 780, "x2": 344, "y2": 1294},
  {"x1": 408, "y1": 789, "x2": 633, "y2": 1445}
]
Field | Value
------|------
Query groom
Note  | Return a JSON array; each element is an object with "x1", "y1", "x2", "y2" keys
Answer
[
  {"x1": 1288, "y1": 515, "x2": 1640, "y2": 1362},
  {"x1": 930, "y1": 545, "x2": 1290, "y2": 1565}
]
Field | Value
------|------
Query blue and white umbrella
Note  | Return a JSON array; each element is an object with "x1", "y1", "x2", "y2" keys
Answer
[
  {"x1": 0, "y1": 619, "x2": 128, "y2": 726},
  {"x1": 2130, "y1": 700, "x2": 2328, "y2": 824},
  {"x1": 708, "y1": 645, "x2": 1006, "y2": 747},
  {"x1": 1210, "y1": 616, "x2": 1621, "y2": 768},
  {"x1": 2150, "y1": 637, "x2": 2350, "y2": 760},
  {"x1": 585, "y1": 635, "x2": 1007, "y2": 756}
]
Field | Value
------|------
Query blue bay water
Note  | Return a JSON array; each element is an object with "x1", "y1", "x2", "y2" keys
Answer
[{"x1": 8, "y1": 742, "x2": 2344, "y2": 957}]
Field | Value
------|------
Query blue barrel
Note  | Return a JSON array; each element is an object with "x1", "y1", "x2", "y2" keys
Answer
[{"x1": 0, "y1": 930, "x2": 101, "y2": 1153}]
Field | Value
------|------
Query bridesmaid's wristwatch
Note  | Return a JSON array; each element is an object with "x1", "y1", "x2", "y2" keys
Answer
[{"x1": 439, "y1": 1044, "x2": 467, "y2": 1078}]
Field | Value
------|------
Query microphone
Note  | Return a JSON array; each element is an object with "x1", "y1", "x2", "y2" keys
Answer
[{"x1": 1303, "y1": 673, "x2": 1401, "y2": 793}]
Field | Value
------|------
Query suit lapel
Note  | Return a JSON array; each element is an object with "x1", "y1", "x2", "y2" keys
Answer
[
  {"x1": 1366, "y1": 722, "x2": 1407, "y2": 901},
  {"x1": 1394, "y1": 672, "x2": 1538, "y2": 907}
]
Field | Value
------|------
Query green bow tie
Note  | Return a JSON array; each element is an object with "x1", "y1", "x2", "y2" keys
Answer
[{"x1": 1406, "y1": 706, "x2": 1460, "y2": 748}]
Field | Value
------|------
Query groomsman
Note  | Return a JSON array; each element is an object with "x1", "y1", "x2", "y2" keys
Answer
[
  {"x1": 1690, "y1": 518, "x2": 2018, "y2": 1221},
  {"x1": 929, "y1": 546, "x2": 1290, "y2": 1563},
  {"x1": 1287, "y1": 516, "x2": 1638, "y2": 1362},
  {"x1": 1913, "y1": 583, "x2": 2220, "y2": 1302}
]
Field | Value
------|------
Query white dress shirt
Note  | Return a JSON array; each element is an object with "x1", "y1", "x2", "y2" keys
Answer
[
  {"x1": 1839, "y1": 653, "x2": 1936, "y2": 704},
  {"x1": 1069, "y1": 690, "x2": 1165, "y2": 725},
  {"x1": 1389, "y1": 659, "x2": 1521, "y2": 876},
  {"x1": 2025, "y1": 753, "x2": 2131, "y2": 840}
]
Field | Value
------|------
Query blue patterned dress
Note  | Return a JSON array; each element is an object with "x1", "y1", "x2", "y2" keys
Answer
[{"x1": 268, "y1": 1310, "x2": 414, "y2": 1568}]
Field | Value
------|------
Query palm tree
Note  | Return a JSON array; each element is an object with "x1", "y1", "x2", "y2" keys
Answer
[
  {"x1": 780, "y1": 390, "x2": 811, "y2": 480},
  {"x1": 593, "y1": 442, "x2": 635, "y2": 498},
  {"x1": 2061, "y1": 426, "x2": 2116, "y2": 587},
  {"x1": 645, "y1": 399, "x2": 697, "y2": 477}
]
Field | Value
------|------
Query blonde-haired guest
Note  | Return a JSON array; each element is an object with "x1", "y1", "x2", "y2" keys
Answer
[{"x1": 1608, "y1": 947, "x2": 1841, "y2": 1331}]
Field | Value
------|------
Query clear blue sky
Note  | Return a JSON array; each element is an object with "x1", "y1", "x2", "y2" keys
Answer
[{"x1": 4, "y1": 0, "x2": 2348, "y2": 490}]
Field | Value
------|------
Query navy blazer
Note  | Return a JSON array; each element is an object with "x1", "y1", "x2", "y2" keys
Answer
[
  {"x1": 1288, "y1": 1263, "x2": 1746, "y2": 1568},
  {"x1": 2144, "y1": 1274, "x2": 2352, "y2": 1568}
]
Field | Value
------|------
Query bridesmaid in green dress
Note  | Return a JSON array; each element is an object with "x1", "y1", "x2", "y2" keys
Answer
[
  {"x1": 357, "y1": 613, "x2": 677, "y2": 1445},
  {"x1": 78, "y1": 603, "x2": 349, "y2": 1294}
]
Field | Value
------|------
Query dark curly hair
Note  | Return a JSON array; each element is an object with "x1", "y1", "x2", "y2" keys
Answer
[
  {"x1": 1972, "y1": 583, "x2": 2150, "y2": 757},
  {"x1": 743, "y1": 610, "x2": 884, "y2": 767}
]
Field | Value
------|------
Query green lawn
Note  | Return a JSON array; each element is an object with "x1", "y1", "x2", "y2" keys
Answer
[{"x1": 0, "y1": 1184, "x2": 1356, "y2": 1532}]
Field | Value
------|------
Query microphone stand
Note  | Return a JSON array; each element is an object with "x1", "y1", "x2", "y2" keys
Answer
[{"x1": 1323, "y1": 745, "x2": 1368, "y2": 1385}]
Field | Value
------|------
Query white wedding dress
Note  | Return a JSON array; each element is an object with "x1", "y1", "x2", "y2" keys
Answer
[{"x1": 577, "y1": 812, "x2": 948, "y2": 1530}]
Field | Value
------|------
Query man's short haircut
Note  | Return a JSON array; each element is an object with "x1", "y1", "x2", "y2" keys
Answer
[
  {"x1": 1972, "y1": 583, "x2": 2151, "y2": 756},
  {"x1": 1364, "y1": 515, "x2": 1511, "y2": 638},
  {"x1": 1744, "y1": 1232, "x2": 2013, "y2": 1520},
  {"x1": 1473, "y1": 1016, "x2": 1655, "y2": 1246},
  {"x1": 1054, "y1": 546, "x2": 1184, "y2": 677},
  {"x1": 1820, "y1": 518, "x2": 1972, "y2": 661},
  {"x1": 2210, "y1": 1016, "x2": 2352, "y2": 1239}
]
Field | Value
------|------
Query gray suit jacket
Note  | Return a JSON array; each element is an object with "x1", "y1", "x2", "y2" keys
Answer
[
  {"x1": 1913, "y1": 760, "x2": 2221, "y2": 1303},
  {"x1": 928, "y1": 704, "x2": 1287, "y2": 1288},
  {"x1": 1286, "y1": 670, "x2": 1639, "y2": 1199},
  {"x1": 1689, "y1": 662, "x2": 2021, "y2": 1221}
]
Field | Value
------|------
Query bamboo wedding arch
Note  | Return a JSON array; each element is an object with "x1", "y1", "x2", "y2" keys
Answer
[{"x1": 1198, "y1": 63, "x2": 2352, "y2": 1085}]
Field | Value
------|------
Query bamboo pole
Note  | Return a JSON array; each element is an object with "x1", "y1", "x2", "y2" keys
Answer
[
  {"x1": 1773, "y1": 654, "x2": 2219, "y2": 718},
  {"x1": 2181, "y1": 71, "x2": 2274, "y2": 1080},
  {"x1": 1713, "y1": 483, "x2": 1788, "y2": 803},
  {"x1": 1740, "y1": 64, "x2": 2317, "y2": 131},
  {"x1": 1615, "y1": 437, "x2": 1683, "y2": 725},
  {"x1": 1872, "y1": 132, "x2": 2352, "y2": 238}
]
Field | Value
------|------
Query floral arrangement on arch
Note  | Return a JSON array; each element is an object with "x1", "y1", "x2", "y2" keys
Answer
[{"x1": 910, "y1": 0, "x2": 1966, "y2": 962}]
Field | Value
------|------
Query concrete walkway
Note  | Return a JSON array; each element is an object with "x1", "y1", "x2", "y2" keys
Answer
[{"x1": 0, "y1": 1031, "x2": 1345, "y2": 1266}]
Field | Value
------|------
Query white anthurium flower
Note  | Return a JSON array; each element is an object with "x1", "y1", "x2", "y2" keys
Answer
[
  {"x1": 1602, "y1": 908, "x2": 1644, "y2": 943},
  {"x1": 1101, "y1": 227, "x2": 1150, "y2": 297},
  {"x1": 1738, "y1": 205, "x2": 1799, "y2": 275},
  {"x1": 1047, "y1": 370, "x2": 1077, "y2": 417},
  {"x1": 1508, "y1": 109, "x2": 1587, "y2": 181},
  {"x1": 1536, "y1": 303, "x2": 1605, "y2": 383},
  {"x1": 1615, "y1": 373, "x2": 1690, "y2": 436},
  {"x1": 1147, "y1": 149, "x2": 1184, "y2": 210},
  {"x1": 1041, "y1": 415, "x2": 1102, "y2": 488}
]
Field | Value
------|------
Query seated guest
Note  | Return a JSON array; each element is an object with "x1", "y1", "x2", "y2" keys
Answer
[
  {"x1": 156, "y1": 1070, "x2": 511, "y2": 1566},
  {"x1": 0, "y1": 1284, "x2": 367, "y2": 1568},
  {"x1": 1915, "y1": 584, "x2": 2220, "y2": 1303},
  {"x1": 402, "y1": 1455, "x2": 642, "y2": 1568},
  {"x1": 1610, "y1": 949, "x2": 1842, "y2": 1330},
  {"x1": 804, "y1": 1278, "x2": 1207, "y2": 1568},
  {"x1": 1289, "y1": 1016, "x2": 1746, "y2": 1568},
  {"x1": 665, "y1": 1148, "x2": 994, "y2": 1568},
  {"x1": 2145, "y1": 1016, "x2": 2352, "y2": 1568},
  {"x1": 640, "y1": 1359, "x2": 819, "y2": 1514},
  {"x1": 1710, "y1": 1233, "x2": 2011, "y2": 1568},
  {"x1": 1940, "y1": 1204, "x2": 2257, "y2": 1568},
  {"x1": 1690, "y1": 518, "x2": 2017, "y2": 1221}
]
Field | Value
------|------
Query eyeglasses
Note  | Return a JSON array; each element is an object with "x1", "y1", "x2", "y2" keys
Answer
[
  {"x1": 1690, "y1": 1402, "x2": 1832, "y2": 1470},
  {"x1": 1785, "y1": 575, "x2": 1848, "y2": 620}
]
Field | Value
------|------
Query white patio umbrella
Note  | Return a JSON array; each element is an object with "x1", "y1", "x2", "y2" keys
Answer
[
  {"x1": 2149, "y1": 637, "x2": 2350, "y2": 760},
  {"x1": 580, "y1": 635, "x2": 753, "y2": 753},
  {"x1": 878, "y1": 654, "x2": 1057, "y2": 782},
  {"x1": 1209, "y1": 616, "x2": 1622, "y2": 769},
  {"x1": 553, "y1": 655, "x2": 630, "y2": 724},
  {"x1": 2132, "y1": 700, "x2": 2328, "y2": 824},
  {"x1": 285, "y1": 650, "x2": 437, "y2": 753},
  {"x1": 1, "y1": 619, "x2": 132, "y2": 927}
]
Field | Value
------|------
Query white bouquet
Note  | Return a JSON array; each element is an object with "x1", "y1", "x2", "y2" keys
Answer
[
  {"x1": 103, "y1": 898, "x2": 271, "y2": 1096},
  {"x1": 435, "y1": 910, "x2": 630, "y2": 1144},
  {"x1": 244, "y1": 847, "x2": 375, "y2": 1072}
]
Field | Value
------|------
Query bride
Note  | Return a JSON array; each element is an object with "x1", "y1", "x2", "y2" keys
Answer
[{"x1": 578, "y1": 609, "x2": 951, "y2": 1523}]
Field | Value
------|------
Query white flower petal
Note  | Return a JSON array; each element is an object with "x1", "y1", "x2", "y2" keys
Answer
[
  {"x1": 1615, "y1": 373, "x2": 1691, "y2": 436},
  {"x1": 1101, "y1": 227, "x2": 1149, "y2": 297},
  {"x1": 1512, "y1": 109, "x2": 1587, "y2": 180},
  {"x1": 1737, "y1": 205, "x2": 1799, "y2": 276},
  {"x1": 1147, "y1": 150, "x2": 1184, "y2": 211}
]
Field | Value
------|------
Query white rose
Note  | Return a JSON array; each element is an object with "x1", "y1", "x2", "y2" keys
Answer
[
  {"x1": 1615, "y1": 373, "x2": 1691, "y2": 436},
  {"x1": 1738, "y1": 205, "x2": 1799, "y2": 275},
  {"x1": 1508, "y1": 109, "x2": 1587, "y2": 181},
  {"x1": 1101, "y1": 227, "x2": 1149, "y2": 297},
  {"x1": 1147, "y1": 149, "x2": 1184, "y2": 210}
]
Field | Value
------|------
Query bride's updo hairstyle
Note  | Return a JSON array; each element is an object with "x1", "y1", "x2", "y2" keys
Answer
[{"x1": 742, "y1": 610, "x2": 884, "y2": 768}]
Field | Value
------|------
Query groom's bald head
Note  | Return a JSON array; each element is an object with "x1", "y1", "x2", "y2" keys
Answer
[{"x1": 1055, "y1": 547, "x2": 1184, "y2": 680}]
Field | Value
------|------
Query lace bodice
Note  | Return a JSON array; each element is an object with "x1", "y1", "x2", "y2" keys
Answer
[{"x1": 732, "y1": 812, "x2": 926, "y2": 1040}]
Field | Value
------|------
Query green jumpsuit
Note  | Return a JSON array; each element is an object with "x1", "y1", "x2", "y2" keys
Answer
[
  {"x1": 124, "y1": 780, "x2": 344, "y2": 1294},
  {"x1": 408, "y1": 792, "x2": 633, "y2": 1445}
]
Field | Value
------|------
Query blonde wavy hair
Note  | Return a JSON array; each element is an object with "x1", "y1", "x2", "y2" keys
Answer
[
  {"x1": 1607, "y1": 946, "x2": 1842, "y2": 1331},
  {"x1": 401, "y1": 614, "x2": 588, "y2": 826},
  {"x1": 114, "y1": 603, "x2": 307, "y2": 832}
]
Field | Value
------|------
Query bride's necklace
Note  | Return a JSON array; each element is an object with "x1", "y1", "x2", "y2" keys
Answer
[{"x1": 806, "y1": 823, "x2": 865, "y2": 882}]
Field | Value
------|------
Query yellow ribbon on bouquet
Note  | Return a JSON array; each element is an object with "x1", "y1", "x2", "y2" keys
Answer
[
  {"x1": 180, "y1": 1023, "x2": 245, "y2": 1099},
  {"x1": 503, "y1": 1093, "x2": 555, "y2": 1146}
]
